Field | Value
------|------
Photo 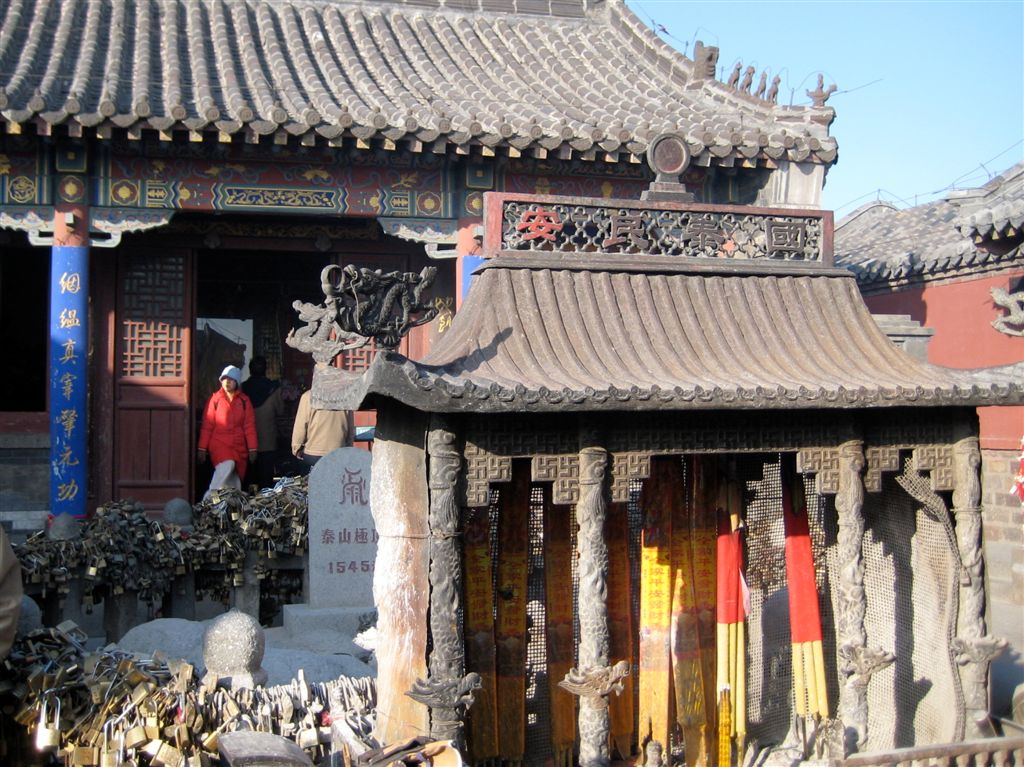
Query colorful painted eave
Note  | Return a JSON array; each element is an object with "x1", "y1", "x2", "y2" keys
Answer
[{"x1": 0, "y1": 0, "x2": 837, "y2": 167}]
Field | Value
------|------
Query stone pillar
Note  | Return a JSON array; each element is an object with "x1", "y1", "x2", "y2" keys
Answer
[
  {"x1": 407, "y1": 416, "x2": 478, "y2": 746},
  {"x1": 230, "y1": 551, "x2": 262, "y2": 620},
  {"x1": 48, "y1": 189, "x2": 90, "y2": 517},
  {"x1": 834, "y1": 440, "x2": 892, "y2": 754},
  {"x1": 564, "y1": 427, "x2": 625, "y2": 767},
  {"x1": 951, "y1": 432, "x2": 1005, "y2": 736},
  {"x1": 371, "y1": 404, "x2": 430, "y2": 746}
]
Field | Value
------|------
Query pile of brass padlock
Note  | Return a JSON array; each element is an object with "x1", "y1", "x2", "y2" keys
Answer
[
  {"x1": 15, "y1": 477, "x2": 311, "y2": 615},
  {"x1": 238, "y1": 477, "x2": 309, "y2": 559},
  {"x1": 15, "y1": 534, "x2": 84, "y2": 609},
  {"x1": 190, "y1": 478, "x2": 308, "y2": 604},
  {"x1": 80, "y1": 501, "x2": 191, "y2": 611},
  {"x1": 2, "y1": 620, "x2": 376, "y2": 766}
]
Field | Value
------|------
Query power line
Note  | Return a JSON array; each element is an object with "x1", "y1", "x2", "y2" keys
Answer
[
  {"x1": 833, "y1": 139, "x2": 1024, "y2": 216},
  {"x1": 928, "y1": 140, "x2": 1024, "y2": 195}
]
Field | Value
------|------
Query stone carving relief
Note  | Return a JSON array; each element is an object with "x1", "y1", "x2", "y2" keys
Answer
[
  {"x1": 911, "y1": 445, "x2": 955, "y2": 491},
  {"x1": 863, "y1": 446, "x2": 901, "y2": 493},
  {"x1": 991, "y1": 287, "x2": 1024, "y2": 336},
  {"x1": 796, "y1": 447, "x2": 841, "y2": 495}
]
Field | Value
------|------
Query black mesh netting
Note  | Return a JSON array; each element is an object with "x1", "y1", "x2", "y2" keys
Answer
[
  {"x1": 486, "y1": 452, "x2": 960, "y2": 764},
  {"x1": 525, "y1": 485, "x2": 553, "y2": 764},
  {"x1": 850, "y1": 461, "x2": 958, "y2": 749},
  {"x1": 741, "y1": 454, "x2": 838, "y2": 749}
]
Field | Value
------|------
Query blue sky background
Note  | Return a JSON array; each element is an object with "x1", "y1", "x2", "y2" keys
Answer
[{"x1": 625, "y1": 1, "x2": 1024, "y2": 218}]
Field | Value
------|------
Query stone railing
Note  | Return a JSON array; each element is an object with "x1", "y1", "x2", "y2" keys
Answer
[{"x1": 832, "y1": 736, "x2": 1024, "y2": 767}]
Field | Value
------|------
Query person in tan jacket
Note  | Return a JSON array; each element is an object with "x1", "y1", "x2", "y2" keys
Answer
[
  {"x1": 291, "y1": 389, "x2": 354, "y2": 469},
  {"x1": 0, "y1": 526, "x2": 23, "y2": 659}
]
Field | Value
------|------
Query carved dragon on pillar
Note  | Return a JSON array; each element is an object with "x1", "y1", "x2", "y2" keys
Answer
[
  {"x1": 571, "y1": 429, "x2": 615, "y2": 767},
  {"x1": 834, "y1": 440, "x2": 893, "y2": 755},
  {"x1": 950, "y1": 435, "x2": 1006, "y2": 736},
  {"x1": 408, "y1": 418, "x2": 479, "y2": 745}
]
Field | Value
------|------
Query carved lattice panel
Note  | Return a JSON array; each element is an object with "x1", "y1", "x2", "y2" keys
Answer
[
  {"x1": 865, "y1": 446, "x2": 901, "y2": 493},
  {"x1": 341, "y1": 338, "x2": 378, "y2": 372},
  {"x1": 796, "y1": 447, "x2": 841, "y2": 495},
  {"x1": 610, "y1": 452, "x2": 651, "y2": 502},
  {"x1": 912, "y1": 445, "x2": 956, "y2": 491},
  {"x1": 468, "y1": 423, "x2": 576, "y2": 458},
  {"x1": 532, "y1": 454, "x2": 579, "y2": 505},
  {"x1": 864, "y1": 416, "x2": 955, "y2": 450},
  {"x1": 464, "y1": 441, "x2": 511, "y2": 507},
  {"x1": 121, "y1": 253, "x2": 185, "y2": 378}
]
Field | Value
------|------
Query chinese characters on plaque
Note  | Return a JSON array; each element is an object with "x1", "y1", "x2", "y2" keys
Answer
[
  {"x1": 503, "y1": 201, "x2": 822, "y2": 262},
  {"x1": 50, "y1": 246, "x2": 89, "y2": 516},
  {"x1": 307, "y1": 448, "x2": 376, "y2": 610}
]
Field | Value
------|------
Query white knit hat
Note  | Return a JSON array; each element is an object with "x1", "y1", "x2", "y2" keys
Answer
[{"x1": 219, "y1": 365, "x2": 242, "y2": 384}]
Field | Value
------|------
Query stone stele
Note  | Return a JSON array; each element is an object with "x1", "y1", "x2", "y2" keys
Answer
[{"x1": 307, "y1": 447, "x2": 375, "y2": 610}]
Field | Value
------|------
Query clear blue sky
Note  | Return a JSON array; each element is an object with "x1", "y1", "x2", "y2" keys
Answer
[{"x1": 625, "y1": 1, "x2": 1024, "y2": 218}]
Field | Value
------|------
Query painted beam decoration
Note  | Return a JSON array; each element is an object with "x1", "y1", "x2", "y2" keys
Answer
[
  {"x1": 95, "y1": 145, "x2": 452, "y2": 218},
  {"x1": 50, "y1": 245, "x2": 88, "y2": 516},
  {"x1": 484, "y1": 193, "x2": 833, "y2": 266}
]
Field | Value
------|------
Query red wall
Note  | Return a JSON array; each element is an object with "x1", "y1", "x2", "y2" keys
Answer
[{"x1": 863, "y1": 270, "x2": 1024, "y2": 449}]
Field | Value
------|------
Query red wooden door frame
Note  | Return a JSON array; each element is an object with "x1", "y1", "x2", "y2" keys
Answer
[{"x1": 113, "y1": 248, "x2": 193, "y2": 507}]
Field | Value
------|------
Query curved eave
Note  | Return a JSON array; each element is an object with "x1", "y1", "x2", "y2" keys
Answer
[
  {"x1": 312, "y1": 265, "x2": 1024, "y2": 414},
  {"x1": 316, "y1": 354, "x2": 1024, "y2": 414}
]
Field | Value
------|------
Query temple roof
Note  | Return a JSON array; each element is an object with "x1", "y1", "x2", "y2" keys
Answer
[
  {"x1": 0, "y1": 0, "x2": 837, "y2": 165},
  {"x1": 313, "y1": 255, "x2": 1024, "y2": 413},
  {"x1": 835, "y1": 162, "x2": 1024, "y2": 289}
]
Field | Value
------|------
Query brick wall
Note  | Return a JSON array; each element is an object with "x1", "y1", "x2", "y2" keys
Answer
[
  {"x1": 0, "y1": 433, "x2": 50, "y2": 542},
  {"x1": 981, "y1": 447, "x2": 1024, "y2": 717}
]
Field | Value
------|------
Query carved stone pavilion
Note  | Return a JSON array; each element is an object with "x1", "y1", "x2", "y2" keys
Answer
[
  {"x1": 0, "y1": 0, "x2": 839, "y2": 525},
  {"x1": 290, "y1": 143, "x2": 1024, "y2": 765}
]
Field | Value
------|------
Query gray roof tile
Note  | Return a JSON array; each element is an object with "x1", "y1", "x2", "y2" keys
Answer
[
  {"x1": 0, "y1": 0, "x2": 837, "y2": 163},
  {"x1": 312, "y1": 255, "x2": 1024, "y2": 413},
  {"x1": 835, "y1": 161, "x2": 1024, "y2": 287}
]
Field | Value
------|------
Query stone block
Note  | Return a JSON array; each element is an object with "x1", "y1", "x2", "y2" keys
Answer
[{"x1": 218, "y1": 731, "x2": 313, "y2": 766}]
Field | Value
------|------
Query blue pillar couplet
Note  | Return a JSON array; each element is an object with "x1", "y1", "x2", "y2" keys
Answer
[
  {"x1": 49, "y1": 245, "x2": 89, "y2": 516},
  {"x1": 460, "y1": 254, "x2": 485, "y2": 302}
]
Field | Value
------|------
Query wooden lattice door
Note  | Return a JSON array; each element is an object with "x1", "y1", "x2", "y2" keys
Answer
[{"x1": 114, "y1": 249, "x2": 193, "y2": 506}]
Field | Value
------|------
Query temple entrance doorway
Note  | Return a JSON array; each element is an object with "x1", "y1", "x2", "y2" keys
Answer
[{"x1": 189, "y1": 218, "x2": 451, "y2": 499}]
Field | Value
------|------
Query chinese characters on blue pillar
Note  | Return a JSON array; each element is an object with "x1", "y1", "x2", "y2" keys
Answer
[{"x1": 50, "y1": 246, "x2": 89, "y2": 516}]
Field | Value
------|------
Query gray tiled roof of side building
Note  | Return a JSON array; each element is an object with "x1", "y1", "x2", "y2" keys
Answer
[{"x1": 835, "y1": 161, "x2": 1024, "y2": 288}]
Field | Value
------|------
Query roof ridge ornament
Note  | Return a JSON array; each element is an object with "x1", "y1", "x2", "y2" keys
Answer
[
  {"x1": 286, "y1": 264, "x2": 438, "y2": 363},
  {"x1": 641, "y1": 133, "x2": 694, "y2": 202},
  {"x1": 806, "y1": 74, "x2": 837, "y2": 107}
]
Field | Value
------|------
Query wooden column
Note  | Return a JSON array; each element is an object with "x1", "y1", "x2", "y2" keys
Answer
[
  {"x1": 408, "y1": 416, "x2": 479, "y2": 746},
  {"x1": 834, "y1": 440, "x2": 892, "y2": 755},
  {"x1": 48, "y1": 197, "x2": 90, "y2": 516},
  {"x1": 951, "y1": 430, "x2": 1005, "y2": 737},
  {"x1": 562, "y1": 427, "x2": 627, "y2": 767}
]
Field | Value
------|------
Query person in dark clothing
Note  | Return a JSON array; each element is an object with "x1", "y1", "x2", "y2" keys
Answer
[{"x1": 242, "y1": 356, "x2": 284, "y2": 488}]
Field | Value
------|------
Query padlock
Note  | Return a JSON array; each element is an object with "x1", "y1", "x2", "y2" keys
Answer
[
  {"x1": 72, "y1": 745, "x2": 100, "y2": 765},
  {"x1": 34, "y1": 696, "x2": 61, "y2": 751},
  {"x1": 124, "y1": 724, "x2": 148, "y2": 750},
  {"x1": 99, "y1": 722, "x2": 124, "y2": 767}
]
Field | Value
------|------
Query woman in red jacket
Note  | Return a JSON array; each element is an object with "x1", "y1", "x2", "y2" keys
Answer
[{"x1": 197, "y1": 365, "x2": 258, "y2": 484}]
